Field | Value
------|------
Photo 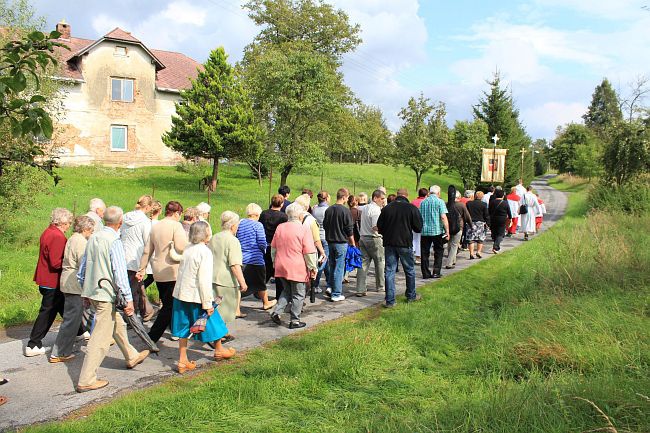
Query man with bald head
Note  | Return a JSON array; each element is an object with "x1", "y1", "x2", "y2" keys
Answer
[{"x1": 376, "y1": 188, "x2": 423, "y2": 307}]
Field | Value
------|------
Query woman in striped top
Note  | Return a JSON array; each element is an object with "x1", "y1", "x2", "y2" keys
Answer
[{"x1": 236, "y1": 203, "x2": 278, "y2": 316}]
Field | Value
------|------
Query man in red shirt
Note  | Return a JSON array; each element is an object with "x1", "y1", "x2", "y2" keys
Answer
[
  {"x1": 26, "y1": 208, "x2": 73, "y2": 357},
  {"x1": 506, "y1": 187, "x2": 521, "y2": 237}
]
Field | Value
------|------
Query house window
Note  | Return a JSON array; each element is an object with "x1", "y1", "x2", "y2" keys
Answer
[
  {"x1": 111, "y1": 78, "x2": 133, "y2": 102},
  {"x1": 114, "y1": 46, "x2": 127, "y2": 56},
  {"x1": 110, "y1": 125, "x2": 128, "y2": 151}
]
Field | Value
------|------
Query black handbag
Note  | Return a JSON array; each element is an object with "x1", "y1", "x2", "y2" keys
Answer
[{"x1": 519, "y1": 195, "x2": 529, "y2": 215}]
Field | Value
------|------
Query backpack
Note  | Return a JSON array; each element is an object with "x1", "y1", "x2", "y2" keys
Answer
[{"x1": 447, "y1": 202, "x2": 461, "y2": 235}]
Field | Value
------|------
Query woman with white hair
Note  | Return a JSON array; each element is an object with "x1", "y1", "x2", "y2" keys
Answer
[
  {"x1": 236, "y1": 203, "x2": 276, "y2": 314},
  {"x1": 26, "y1": 208, "x2": 74, "y2": 357},
  {"x1": 270, "y1": 203, "x2": 317, "y2": 329},
  {"x1": 208, "y1": 211, "x2": 248, "y2": 342},
  {"x1": 172, "y1": 221, "x2": 234, "y2": 373},
  {"x1": 196, "y1": 202, "x2": 211, "y2": 222},
  {"x1": 49, "y1": 215, "x2": 95, "y2": 363}
]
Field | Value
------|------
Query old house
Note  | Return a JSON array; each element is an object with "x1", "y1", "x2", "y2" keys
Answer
[{"x1": 51, "y1": 21, "x2": 201, "y2": 166}]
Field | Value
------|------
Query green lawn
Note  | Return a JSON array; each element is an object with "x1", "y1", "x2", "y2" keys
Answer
[
  {"x1": 0, "y1": 162, "x2": 459, "y2": 328},
  {"x1": 25, "y1": 180, "x2": 650, "y2": 432}
]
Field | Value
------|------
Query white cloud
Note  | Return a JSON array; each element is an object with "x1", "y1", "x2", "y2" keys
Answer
[
  {"x1": 91, "y1": 14, "x2": 128, "y2": 35},
  {"x1": 521, "y1": 101, "x2": 586, "y2": 139},
  {"x1": 160, "y1": 1, "x2": 207, "y2": 26},
  {"x1": 534, "y1": 0, "x2": 647, "y2": 20}
]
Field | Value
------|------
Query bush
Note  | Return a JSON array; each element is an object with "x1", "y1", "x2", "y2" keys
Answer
[
  {"x1": 587, "y1": 177, "x2": 650, "y2": 214},
  {"x1": 0, "y1": 163, "x2": 49, "y2": 231},
  {"x1": 175, "y1": 160, "x2": 211, "y2": 178}
]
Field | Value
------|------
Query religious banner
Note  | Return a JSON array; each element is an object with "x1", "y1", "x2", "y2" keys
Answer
[{"x1": 480, "y1": 148, "x2": 507, "y2": 183}]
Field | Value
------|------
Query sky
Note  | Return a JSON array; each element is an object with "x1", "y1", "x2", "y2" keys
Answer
[{"x1": 35, "y1": 0, "x2": 650, "y2": 140}]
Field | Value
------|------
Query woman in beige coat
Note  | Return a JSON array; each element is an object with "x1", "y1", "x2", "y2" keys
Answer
[
  {"x1": 137, "y1": 201, "x2": 187, "y2": 343},
  {"x1": 50, "y1": 216, "x2": 95, "y2": 363},
  {"x1": 208, "y1": 211, "x2": 248, "y2": 342}
]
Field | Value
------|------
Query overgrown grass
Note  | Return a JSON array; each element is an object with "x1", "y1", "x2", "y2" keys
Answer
[
  {"x1": 25, "y1": 178, "x2": 650, "y2": 432},
  {"x1": 0, "y1": 163, "x2": 459, "y2": 328}
]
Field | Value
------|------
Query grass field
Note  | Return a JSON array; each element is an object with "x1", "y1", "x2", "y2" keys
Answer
[
  {"x1": 0, "y1": 162, "x2": 460, "y2": 328},
  {"x1": 24, "y1": 179, "x2": 650, "y2": 432}
]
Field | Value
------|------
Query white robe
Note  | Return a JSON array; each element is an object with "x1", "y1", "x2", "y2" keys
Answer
[
  {"x1": 519, "y1": 193, "x2": 541, "y2": 234},
  {"x1": 515, "y1": 184, "x2": 527, "y2": 197}
]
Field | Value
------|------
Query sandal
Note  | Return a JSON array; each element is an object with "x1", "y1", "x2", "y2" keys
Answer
[
  {"x1": 262, "y1": 299, "x2": 277, "y2": 310},
  {"x1": 221, "y1": 335, "x2": 235, "y2": 343},
  {"x1": 235, "y1": 313, "x2": 248, "y2": 319},
  {"x1": 176, "y1": 361, "x2": 197, "y2": 374},
  {"x1": 214, "y1": 348, "x2": 236, "y2": 361}
]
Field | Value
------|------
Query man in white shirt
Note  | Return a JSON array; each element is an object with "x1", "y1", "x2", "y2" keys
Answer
[
  {"x1": 355, "y1": 189, "x2": 386, "y2": 296},
  {"x1": 85, "y1": 198, "x2": 106, "y2": 234}
]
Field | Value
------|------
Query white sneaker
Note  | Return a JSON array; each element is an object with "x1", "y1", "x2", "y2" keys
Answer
[
  {"x1": 325, "y1": 288, "x2": 332, "y2": 297},
  {"x1": 170, "y1": 336, "x2": 179, "y2": 341},
  {"x1": 76, "y1": 331, "x2": 91, "y2": 341},
  {"x1": 24, "y1": 346, "x2": 46, "y2": 357},
  {"x1": 330, "y1": 295, "x2": 346, "y2": 302}
]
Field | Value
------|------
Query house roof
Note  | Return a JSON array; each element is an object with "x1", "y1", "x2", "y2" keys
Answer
[{"x1": 53, "y1": 27, "x2": 201, "y2": 91}]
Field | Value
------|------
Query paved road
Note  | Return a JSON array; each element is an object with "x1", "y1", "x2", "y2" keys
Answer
[{"x1": 0, "y1": 177, "x2": 567, "y2": 431}]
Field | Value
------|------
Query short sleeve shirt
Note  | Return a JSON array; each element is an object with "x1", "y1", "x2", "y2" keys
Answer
[
  {"x1": 209, "y1": 230, "x2": 243, "y2": 287},
  {"x1": 420, "y1": 195, "x2": 448, "y2": 236}
]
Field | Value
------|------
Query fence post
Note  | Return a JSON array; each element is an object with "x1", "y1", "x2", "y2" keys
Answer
[
  {"x1": 320, "y1": 170, "x2": 324, "y2": 191},
  {"x1": 152, "y1": 184, "x2": 156, "y2": 198}
]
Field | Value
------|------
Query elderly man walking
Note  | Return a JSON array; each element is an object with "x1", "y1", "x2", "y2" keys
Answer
[
  {"x1": 85, "y1": 198, "x2": 106, "y2": 234},
  {"x1": 377, "y1": 189, "x2": 422, "y2": 307},
  {"x1": 76, "y1": 206, "x2": 149, "y2": 393},
  {"x1": 323, "y1": 188, "x2": 355, "y2": 302},
  {"x1": 419, "y1": 185, "x2": 450, "y2": 279},
  {"x1": 355, "y1": 189, "x2": 386, "y2": 296}
]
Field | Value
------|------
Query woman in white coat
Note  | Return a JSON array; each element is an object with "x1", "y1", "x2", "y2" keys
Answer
[{"x1": 519, "y1": 186, "x2": 542, "y2": 241}]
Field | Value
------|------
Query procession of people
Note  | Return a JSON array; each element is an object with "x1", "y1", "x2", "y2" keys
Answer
[{"x1": 19, "y1": 180, "x2": 546, "y2": 394}]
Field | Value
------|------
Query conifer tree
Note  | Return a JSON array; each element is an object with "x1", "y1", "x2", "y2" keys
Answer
[
  {"x1": 473, "y1": 73, "x2": 533, "y2": 185},
  {"x1": 583, "y1": 78, "x2": 623, "y2": 141},
  {"x1": 163, "y1": 47, "x2": 262, "y2": 191}
]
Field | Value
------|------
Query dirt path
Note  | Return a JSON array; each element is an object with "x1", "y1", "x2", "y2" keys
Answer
[{"x1": 0, "y1": 177, "x2": 567, "y2": 431}]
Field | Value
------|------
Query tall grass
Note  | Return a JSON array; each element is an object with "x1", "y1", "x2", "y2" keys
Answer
[{"x1": 25, "y1": 179, "x2": 650, "y2": 433}]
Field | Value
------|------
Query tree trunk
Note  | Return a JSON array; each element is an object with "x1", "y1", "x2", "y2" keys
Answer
[
  {"x1": 210, "y1": 158, "x2": 219, "y2": 192},
  {"x1": 415, "y1": 170, "x2": 422, "y2": 192},
  {"x1": 257, "y1": 161, "x2": 262, "y2": 186},
  {"x1": 280, "y1": 165, "x2": 292, "y2": 188}
]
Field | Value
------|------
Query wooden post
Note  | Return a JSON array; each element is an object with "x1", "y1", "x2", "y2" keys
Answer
[
  {"x1": 72, "y1": 200, "x2": 77, "y2": 217},
  {"x1": 268, "y1": 166, "x2": 273, "y2": 205},
  {"x1": 152, "y1": 184, "x2": 156, "y2": 198},
  {"x1": 353, "y1": 181, "x2": 356, "y2": 195},
  {"x1": 320, "y1": 170, "x2": 324, "y2": 191},
  {"x1": 520, "y1": 148, "x2": 526, "y2": 181}
]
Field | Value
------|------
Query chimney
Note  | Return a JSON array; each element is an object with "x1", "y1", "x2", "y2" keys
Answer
[{"x1": 56, "y1": 20, "x2": 71, "y2": 40}]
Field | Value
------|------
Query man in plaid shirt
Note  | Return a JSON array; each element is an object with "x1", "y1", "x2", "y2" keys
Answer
[{"x1": 419, "y1": 185, "x2": 449, "y2": 279}]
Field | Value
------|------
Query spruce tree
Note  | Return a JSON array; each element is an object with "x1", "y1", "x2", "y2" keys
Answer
[
  {"x1": 473, "y1": 73, "x2": 533, "y2": 185},
  {"x1": 163, "y1": 47, "x2": 262, "y2": 191},
  {"x1": 583, "y1": 78, "x2": 623, "y2": 141}
]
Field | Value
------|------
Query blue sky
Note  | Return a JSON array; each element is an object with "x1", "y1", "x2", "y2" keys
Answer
[{"x1": 36, "y1": 0, "x2": 650, "y2": 139}]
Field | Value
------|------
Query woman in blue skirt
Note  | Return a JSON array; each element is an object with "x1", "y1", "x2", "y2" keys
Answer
[{"x1": 171, "y1": 221, "x2": 235, "y2": 373}]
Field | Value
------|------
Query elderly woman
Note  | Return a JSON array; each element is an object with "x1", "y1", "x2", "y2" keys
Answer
[
  {"x1": 181, "y1": 207, "x2": 200, "y2": 237},
  {"x1": 465, "y1": 191, "x2": 490, "y2": 259},
  {"x1": 270, "y1": 203, "x2": 317, "y2": 329},
  {"x1": 172, "y1": 221, "x2": 234, "y2": 373},
  {"x1": 49, "y1": 216, "x2": 95, "y2": 363},
  {"x1": 138, "y1": 201, "x2": 187, "y2": 343},
  {"x1": 208, "y1": 211, "x2": 248, "y2": 341},
  {"x1": 236, "y1": 203, "x2": 276, "y2": 315},
  {"x1": 26, "y1": 208, "x2": 74, "y2": 357},
  {"x1": 196, "y1": 202, "x2": 211, "y2": 222}
]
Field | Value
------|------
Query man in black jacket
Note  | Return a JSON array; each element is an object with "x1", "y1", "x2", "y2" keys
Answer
[
  {"x1": 377, "y1": 188, "x2": 423, "y2": 307},
  {"x1": 323, "y1": 188, "x2": 355, "y2": 302}
]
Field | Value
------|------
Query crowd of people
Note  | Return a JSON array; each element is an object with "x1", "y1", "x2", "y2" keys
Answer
[{"x1": 14, "y1": 180, "x2": 546, "y2": 398}]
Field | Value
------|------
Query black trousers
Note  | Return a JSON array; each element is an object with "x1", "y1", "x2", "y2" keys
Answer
[
  {"x1": 491, "y1": 221, "x2": 507, "y2": 251},
  {"x1": 28, "y1": 287, "x2": 65, "y2": 348},
  {"x1": 127, "y1": 270, "x2": 145, "y2": 317},
  {"x1": 148, "y1": 280, "x2": 175, "y2": 342},
  {"x1": 420, "y1": 235, "x2": 445, "y2": 277},
  {"x1": 265, "y1": 245, "x2": 284, "y2": 298}
]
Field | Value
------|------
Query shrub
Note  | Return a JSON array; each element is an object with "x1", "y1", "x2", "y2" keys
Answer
[
  {"x1": 0, "y1": 163, "x2": 49, "y2": 231},
  {"x1": 587, "y1": 177, "x2": 650, "y2": 214}
]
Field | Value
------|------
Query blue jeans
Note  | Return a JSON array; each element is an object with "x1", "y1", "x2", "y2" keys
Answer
[
  {"x1": 384, "y1": 246, "x2": 416, "y2": 305},
  {"x1": 327, "y1": 242, "x2": 348, "y2": 297},
  {"x1": 314, "y1": 238, "x2": 329, "y2": 289}
]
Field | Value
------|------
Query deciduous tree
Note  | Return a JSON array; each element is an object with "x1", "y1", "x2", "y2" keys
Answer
[{"x1": 446, "y1": 119, "x2": 488, "y2": 189}]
